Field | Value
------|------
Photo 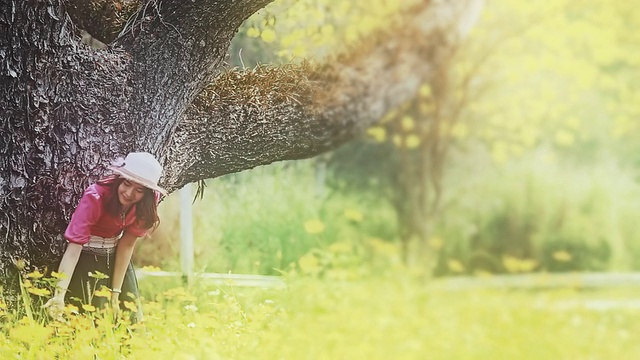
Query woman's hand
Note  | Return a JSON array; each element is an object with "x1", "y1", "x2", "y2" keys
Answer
[{"x1": 44, "y1": 295, "x2": 65, "y2": 321}]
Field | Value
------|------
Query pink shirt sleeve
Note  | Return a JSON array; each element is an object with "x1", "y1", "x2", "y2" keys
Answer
[{"x1": 64, "y1": 187, "x2": 104, "y2": 245}]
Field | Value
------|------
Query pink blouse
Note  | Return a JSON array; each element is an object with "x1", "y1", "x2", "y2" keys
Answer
[{"x1": 64, "y1": 183, "x2": 149, "y2": 245}]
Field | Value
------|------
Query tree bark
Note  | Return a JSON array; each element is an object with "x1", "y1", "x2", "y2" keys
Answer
[{"x1": 0, "y1": 0, "x2": 483, "y2": 284}]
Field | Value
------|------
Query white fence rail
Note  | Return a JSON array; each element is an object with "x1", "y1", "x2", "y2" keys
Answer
[{"x1": 135, "y1": 269, "x2": 286, "y2": 288}]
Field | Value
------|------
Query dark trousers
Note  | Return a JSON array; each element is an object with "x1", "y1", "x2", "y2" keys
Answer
[{"x1": 65, "y1": 249, "x2": 143, "y2": 323}]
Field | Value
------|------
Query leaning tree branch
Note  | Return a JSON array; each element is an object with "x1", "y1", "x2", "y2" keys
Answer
[
  {"x1": 112, "y1": 0, "x2": 276, "y2": 155},
  {"x1": 163, "y1": 0, "x2": 485, "y2": 191}
]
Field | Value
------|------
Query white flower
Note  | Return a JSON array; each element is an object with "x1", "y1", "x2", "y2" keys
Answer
[
  {"x1": 184, "y1": 304, "x2": 198, "y2": 312},
  {"x1": 187, "y1": 322, "x2": 196, "y2": 328}
]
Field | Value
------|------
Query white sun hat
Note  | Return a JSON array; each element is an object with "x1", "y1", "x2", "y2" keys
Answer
[{"x1": 109, "y1": 152, "x2": 167, "y2": 195}]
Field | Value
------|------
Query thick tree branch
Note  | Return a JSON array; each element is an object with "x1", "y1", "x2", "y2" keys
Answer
[
  {"x1": 163, "y1": 0, "x2": 484, "y2": 190},
  {"x1": 112, "y1": 0, "x2": 276, "y2": 154}
]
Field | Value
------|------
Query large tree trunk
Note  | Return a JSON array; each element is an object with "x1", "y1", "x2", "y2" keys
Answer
[{"x1": 0, "y1": 0, "x2": 483, "y2": 285}]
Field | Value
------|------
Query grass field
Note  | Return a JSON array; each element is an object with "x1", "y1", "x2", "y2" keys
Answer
[{"x1": 2, "y1": 271, "x2": 640, "y2": 359}]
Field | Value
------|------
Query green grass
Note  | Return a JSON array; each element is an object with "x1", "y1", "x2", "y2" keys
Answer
[
  {"x1": 2, "y1": 271, "x2": 640, "y2": 359},
  {"x1": 135, "y1": 160, "x2": 398, "y2": 275}
]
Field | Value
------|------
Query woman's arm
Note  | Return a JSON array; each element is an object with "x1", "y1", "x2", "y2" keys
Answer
[
  {"x1": 110, "y1": 232, "x2": 138, "y2": 306},
  {"x1": 44, "y1": 243, "x2": 83, "y2": 317},
  {"x1": 53, "y1": 243, "x2": 84, "y2": 295}
]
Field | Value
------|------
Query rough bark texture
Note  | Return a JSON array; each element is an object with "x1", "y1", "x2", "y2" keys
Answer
[{"x1": 0, "y1": 0, "x2": 482, "y2": 287}]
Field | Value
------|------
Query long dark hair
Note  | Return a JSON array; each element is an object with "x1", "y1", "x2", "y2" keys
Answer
[{"x1": 96, "y1": 175, "x2": 160, "y2": 231}]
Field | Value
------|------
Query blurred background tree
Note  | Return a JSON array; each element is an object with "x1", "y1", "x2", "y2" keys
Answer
[{"x1": 137, "y1": 0, "x2": 640, "y2": 277}]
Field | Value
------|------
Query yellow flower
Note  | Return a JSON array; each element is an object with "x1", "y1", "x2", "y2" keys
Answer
[
  {"x1": 26, "y1": 270, "x2": 44, "y2": 279},
  {"x1": 94, "y1": 286, "x2": 111, "y2": 298},
  {"x1": 329, "y1": 242, "x2": 351, "y2": 254},
  {"x1": 51, "y1": 271, "x2": 67, "y2": 279},
  {"x1": 298, "y1": 253, "x2": 320, "y2": 275},
  {"x1": 10, "y1": 324, "x2": 53, "y2": 344},
  {"x1": 65, "y1": 304, "x2": 79, "y2": 315},
  {"x1": 419, "y1": 84, "x2": 432, "y2": 98},
  {"x1": 82, "y1": 304, "x2": 96, "y2": 312},
  {"x1": 142, "y1": 265, "x2": 162, "y2": 272},
  {"x1": 343, "y1": 209, "x2": 364, "y2": 222},
  {"x1": 367, "y1": 238, "x2": 398, "y2": 255},
  {"x1": 503, "y1": 256, "x2": 537, "y2": 273},
  {"x1": 554, "y1": 130, "x2": 575, "y2": 147},
  {"x1": 553, "y1": 251, "x2": 572, "y2": 262},
  {"x1": 123, "y1": 301, "x2": 138, "y2": 312},
  {"x1": 405, "y1": 134, "x2": 421, "y2": 149},
  {"x1": 260, "y1": 28, "x2": 277, "y2": 43},
  {"x1": 429, "y1": 236, "x2": 444, "y2": 250},
  {"x1": 366, "y1": 127, "x2": 386, "y2": 142},
  {"x1": 246, "y1": 27, "x2": 261, "y2": 38},
  {"x1": 451, "y1": 123, "x2": 469, "y2": 139},
  {"x1": 27, "y1": 287, "x2": 51, "y2": 297},
  {"x1": 401, "y1": 116, "x2": 415, "y2": 131},
  {"x1": 447, "y1": 259, "x2": 465, "y2": 273},
  {"x1": 304, "y1": 219, "x2": 325, "y2": 234}
]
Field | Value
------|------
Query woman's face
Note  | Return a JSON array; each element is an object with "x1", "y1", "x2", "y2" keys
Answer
[{"x1": 117, "y1": 179, "x2": 147, "y2": 208}]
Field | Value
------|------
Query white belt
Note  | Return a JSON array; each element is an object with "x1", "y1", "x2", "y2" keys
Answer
[{"x1": 85, "y1": 235, "x2": 121, "y2": 249}]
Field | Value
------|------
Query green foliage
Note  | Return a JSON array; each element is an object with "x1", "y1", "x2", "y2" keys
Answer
[
  {"x1": 136, "y1": 160, "x2": 398, "y2": 276},
  {"x1": 432, "y1": 148, "x2": 640, "y2": 275}
]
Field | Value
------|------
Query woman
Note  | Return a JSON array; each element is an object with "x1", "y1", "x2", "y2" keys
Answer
[{"x1": 45, "y1": 152, "x2": 166, "y2": 322}]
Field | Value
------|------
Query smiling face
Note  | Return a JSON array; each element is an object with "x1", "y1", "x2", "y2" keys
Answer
[{"x1": 117, "y1": 179, "x2": 147, "y2": 209}]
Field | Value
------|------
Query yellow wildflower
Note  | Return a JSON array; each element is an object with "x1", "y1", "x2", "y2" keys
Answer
[
  {"x1": 553, "y1": 251, "x2": 572, "y2": 262},
  {"x1": 406, "y1": 134, "x2": 421, "y2": 149},
  {"x1": 401, "y1": 116, "x2": 415, "y2": 131},
  {"x1": 27, "y1": 287, "x2": 51, "y2": 297},
  {"x1": 298, "y1": 253, "x2": 320, "y2": 275},
  {"x1": 304, "y1": 219, "x2": 325, "y2": 234},
  {"x1": 429, "y1": 236, "x2": 444, "y2": 250},
  {"x1": 94, "y1": 286, "x2": 111, "y2": 298},
  {"x1": 65, "y1": 304, "x2": 79, "y2": 315},
  {"x1": 123, "y1": 301, "x2": 138, "y2": 312},
  {"x1": 260, "y1": 28, "x2": 276, "y2": 43},
  {"x1": 366, "y1": 126, "x2": 386, "y2": 142},
  {"x1": 26, "y1": 270, "x2": 44, "y2": 279},
  {"x1": 343, "y1": 209, "x2": 364, "y2": 222},
  {"x1": 447, "y1": 259, "x2": 465, "y2": 273},
  {"x1": 51, "y1": 271, "x2": 67, "y2": 279},
  {"x1": 246, "y1": 27, "x2": 260, "y2": 38}
]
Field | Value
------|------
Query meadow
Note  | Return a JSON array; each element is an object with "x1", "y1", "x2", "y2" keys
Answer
[
  {"x1": 2, "y1": 269, "x2": 640, "y2": 359},
  {"x1": 3, "y1": 0, "x2": 639, "y2": 358},
  {"x1": 5, "y1": 146, "x2": 640, "y2": 359}
]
